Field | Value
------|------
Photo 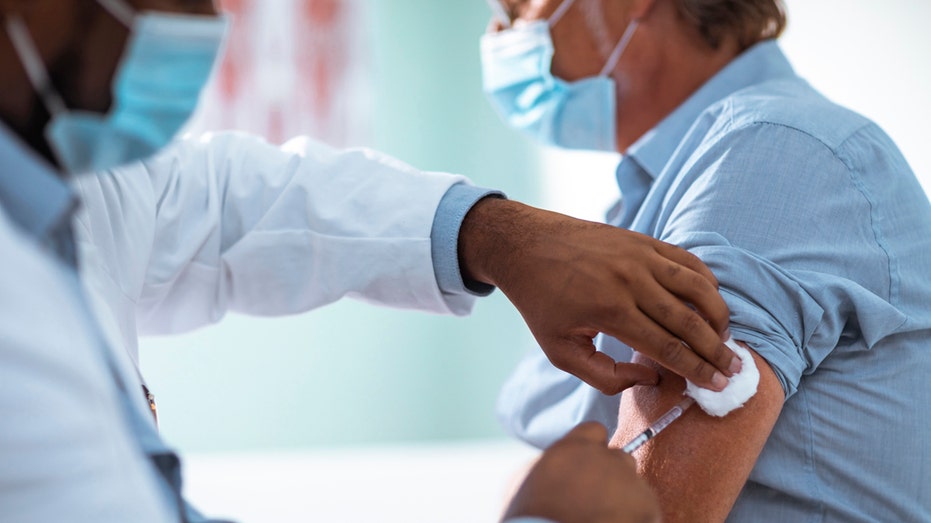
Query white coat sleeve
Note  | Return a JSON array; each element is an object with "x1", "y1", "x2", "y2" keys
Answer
[{"x1": 74, "y1": 131, "x2": 478, "y2": 336}]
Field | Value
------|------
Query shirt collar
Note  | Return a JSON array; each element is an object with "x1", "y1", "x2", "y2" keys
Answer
[
  {"x1": 625, "y1": 40, "x2": 797, "y2": 179},
  {"x1": 0, "y1": 121, "x2": 77, "y2": 242}
]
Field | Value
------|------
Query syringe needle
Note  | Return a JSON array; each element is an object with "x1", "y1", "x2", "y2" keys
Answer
[{"x1": 622, "y1": 396, "x2": 695, "y2": 454}]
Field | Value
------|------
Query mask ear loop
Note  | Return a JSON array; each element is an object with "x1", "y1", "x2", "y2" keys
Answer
[
  {"x1": 599, "y1": 19, "x2": 639, "y2": 77},
  {"x1": 4, "y1": 15, "x2": 67, "y2": 117},
  {"x1": 549, "y1": 0, "x2": 579, "y2": 27},
  {"x1": 486, "y1": 0, "x2": 512, "y2": 29},
  {"x1": 95, "y1": 0, "x2": 136, "y2": 28}
]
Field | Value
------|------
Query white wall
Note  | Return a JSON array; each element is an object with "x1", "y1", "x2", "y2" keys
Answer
[{"x1": 782, "y1": 0, "x2": 931, "y2": 192}]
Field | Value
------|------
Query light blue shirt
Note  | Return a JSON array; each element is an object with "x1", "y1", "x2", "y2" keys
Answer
[
  {"x1": 498, "y1": 40, "x2": 931, "y2": 522},
  {"x1": 0, "y1": 126, "x2": 187, "y2": 521}
]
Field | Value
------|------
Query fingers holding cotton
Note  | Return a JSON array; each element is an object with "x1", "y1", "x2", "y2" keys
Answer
[{"x1": 685, "y1": 338, "x2": 760, "y2": 417}]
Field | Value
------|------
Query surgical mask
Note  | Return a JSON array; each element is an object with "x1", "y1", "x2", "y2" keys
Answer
[
  {"x1": 480, "y1": 0, "x2": 638, "y2": 151},
  {"x1": 4, "y1": 0, "x2": 227, "y2": 175}
]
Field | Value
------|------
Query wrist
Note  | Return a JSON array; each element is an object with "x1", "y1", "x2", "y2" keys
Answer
[{"x1": 458, "y1": 196, "x2": 528, "y2": 288}]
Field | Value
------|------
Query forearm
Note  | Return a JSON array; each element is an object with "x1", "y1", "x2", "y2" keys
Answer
[
  {"x1": 458, "y1": 197, "x2": 549, "y2": 289},
  {"x1": 609, "y1": 345, "x2": 783, "y2": 522}
]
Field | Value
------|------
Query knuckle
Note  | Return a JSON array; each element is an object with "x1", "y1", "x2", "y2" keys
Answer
[
  {"x1": 599, "y1": 294, "x2": 626, "y2": 319},
  {"x1": 602, "y1": 300, "x2": 635, "y2": 329},
  {"x1": 635, "y1": 325, "x2": 653, "y2": 345},
  {"x1": 614, "y1": 261, "x2": 637, "y2": 285},
  {"x1": 659, "y1": 338, "x2": 685, "y2": 366},
  {"x1": 681, "y1": 310, "x2": 704, "y2": 333},
  {"x1": 692, "y1": 359, "x2": 714, "y2": 382},
  {"x1": 653, "y1": 301, "x2": 673, "y2": 321},
  {"x1": 689, "y1": 270, "x2": 712, "y2": 290},
  {"x1": 665, "y1": 262, "x2": 682, "y2": 278},
  {"x1": 612, "y1": 305, "x2": 631, "y2": 325}
]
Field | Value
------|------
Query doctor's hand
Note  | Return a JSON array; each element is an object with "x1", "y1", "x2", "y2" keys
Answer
[
  {"x1": 503, "y1": 422, "x2": 660, "y2": 523},
  {"x1": 459, "y1": 198, "x2": 737, "y2": 395}
]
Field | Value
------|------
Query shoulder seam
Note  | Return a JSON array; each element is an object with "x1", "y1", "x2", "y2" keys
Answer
[
  {"x1": 720, "y1": 120, "x2": 897, "y2": 305},
  {"x1": 836, "y1": 125, "x2": 899, "y2": 306}
]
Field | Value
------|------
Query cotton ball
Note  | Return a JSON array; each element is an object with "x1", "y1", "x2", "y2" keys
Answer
[{"x1": 685, "y1": 338, "x2": 759, "y2": 417}]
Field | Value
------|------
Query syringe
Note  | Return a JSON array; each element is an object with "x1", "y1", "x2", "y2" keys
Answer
[{"x1": 621, "y1": 396, "x2": 695, "y2": 454}]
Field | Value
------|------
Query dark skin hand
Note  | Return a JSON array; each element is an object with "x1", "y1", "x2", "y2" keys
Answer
[
  {"x1": 503, "y1": 422, "x2": 660, "y2": 523},
  {"x1": 460, "y1": 197, "x2": 738, "y2": 395}
]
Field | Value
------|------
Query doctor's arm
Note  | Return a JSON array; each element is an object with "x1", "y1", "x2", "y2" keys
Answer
[
  {"x1": 607, "y1": 343, "x2": 784, "y2": 522},
  {"x1": 83, "y1": 131, "x2": 736, "y2": 392},
  {"x1": 456, "y1": 196, "x2": 737, "y2": 394}
]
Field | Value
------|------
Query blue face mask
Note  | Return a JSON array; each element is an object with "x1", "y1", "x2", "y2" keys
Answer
[
  {"x1": 480, "y1": 0, "x2": 638, "y2": 152},
  {"x1": 4, "y1": 0, "x2": 227, "y2": 175}
]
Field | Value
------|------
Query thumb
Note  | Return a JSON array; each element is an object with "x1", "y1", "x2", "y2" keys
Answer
[{"x1": 542, "y1": 335, "x2": 659, "y2": 395}]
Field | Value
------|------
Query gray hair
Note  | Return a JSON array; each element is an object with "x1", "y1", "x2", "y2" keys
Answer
[{"x1": 674, "y1": 0, "x2": 787, "y2": 50}]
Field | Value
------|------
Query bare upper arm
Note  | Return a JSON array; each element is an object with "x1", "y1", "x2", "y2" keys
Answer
[{"x1": 608, "y1": 342, "x2": 784, "y2": 522}]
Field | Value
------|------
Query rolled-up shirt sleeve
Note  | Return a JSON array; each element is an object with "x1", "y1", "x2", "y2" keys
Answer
[{"x1": 659, "y1": 122, "x2": 908, "y2": 399}]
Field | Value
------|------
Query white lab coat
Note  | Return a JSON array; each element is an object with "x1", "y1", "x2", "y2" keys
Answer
[
  {"x1": 72, "y1": 131, "x2": 477, "y2": 375},
  {"x1": 0, "y1": 129, "x2": 533, "y2": 523}
]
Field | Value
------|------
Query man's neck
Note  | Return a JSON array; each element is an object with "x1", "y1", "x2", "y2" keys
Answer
[{"x1": 612, "y1": 1, "x2": 741, "y2": 152}]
